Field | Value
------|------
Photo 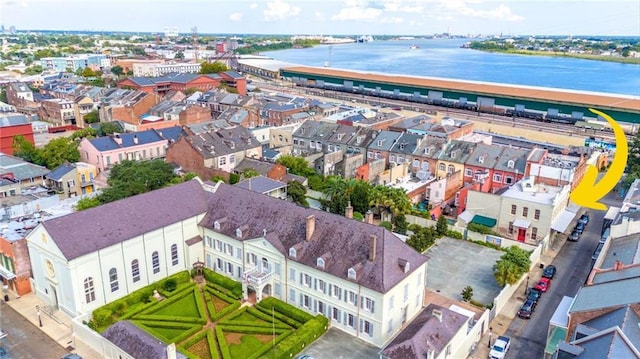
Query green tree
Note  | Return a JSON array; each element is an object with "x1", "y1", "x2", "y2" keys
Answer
[
  {"x1": 98, "y1": 122, "x2": 121, "y2": 136},
  {"x1": 83, "y1": 110, "x2": 100, "y2": 124},
  {"x1": 493, "y1": 259, "x2": 521, "y2": 286},
  {"x1": 12, "y1": 135, "x2": 40, "y2": 164},
  {"x1": 184, "y1": 87, "x2": 199, "y2": 95},
  {"x1": 379, "y1": 221, "x2": 393, "y2": 231},
  {"x1": 624, "y1": 132, "x2": 640, "y2": 187},
  {"x1": 82, "y1": 67, "x2": 97, "y2": 77},
  {"x1": 461, "y1": 286, "x2": 473, "y2": 302},
  {"x1": 405, "y1": 224, "x2": 437, "y2": 252},
  {"x1": 75, "y1": 196, "x2": 101, "y2": 211},
  {"x1": 38, "y1": 137, "x2": 80, "y2": 169},
  {"x1": 69, "y1": 127, "x2": 97, "y2": 141},
  {"x1": 287, "y1": 180, "x2": 309, "y2": 208},
  {"x1": 0, "y1": 90, "x2": 7, "y2": 104},
  {"x1": 174, "y1": 51, "x2": 185, "y2": 59},
  {"x1": 24, "y1": 65, "x2": 44, "y2": 75},
  {"x1": 98, "y1": 160, "x2": 178, "y2": 203},
  {"x1": 200, "y1": 61, "x2": 228, "y2": 74},
  {"x1": 277, "y1": 155, "x2": 316, "y2": 177},
  {"x1": 242, "y1": 169, "x2": 260, "y2": 178},
  {"x1": 111, "y1": 65, "x2": 124, "y2": 77},
  {"x1": 436, "y1": 214, "x2": 448, "y2": 237},
  {"x1": 501, "y1": 246, "x2": 532, "y2": 274},
  {"x1": 393, "y1": 214, "x2": 408, "y2": 235}
]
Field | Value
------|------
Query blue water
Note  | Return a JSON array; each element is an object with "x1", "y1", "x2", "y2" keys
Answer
[{"x1": 262, "y1": 39, "x2": 640, "y2": 97}]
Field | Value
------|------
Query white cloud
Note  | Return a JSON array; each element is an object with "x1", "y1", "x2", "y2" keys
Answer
[
  {"x1": 250, "y1": 2, "x2": 258, "y2": 9},
  {"x1": 263, "y1": 0, "x2": 300, "y2": 22},
  {"x1": 331, "y1": 0, "x2": 383, "y2": 21},
  {"x1": 439, "y1": 1, "x2": 524, "y2": 22},
  {"x1": 229, "y1": 12, "x2": 242, "y2": 21},
  {"x1": 381, "y1": 16, "x2": 405, "y2": 24}
]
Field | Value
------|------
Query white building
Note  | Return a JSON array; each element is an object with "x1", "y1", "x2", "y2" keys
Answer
[
  {"x1": 26, "y1": 179, "x2": 429, "y2": 348},
  {"x1": 133, "y1": 62, "x2": 201, "y2": 77}
]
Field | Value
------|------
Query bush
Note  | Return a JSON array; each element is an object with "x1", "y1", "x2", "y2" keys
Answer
[
  {"x1": 461, "y1": 285, "x2": 473, "y2": 302},
  {"x1": 203, "y1": 268, "x2": 243, "y2": 298},
  {"x1": 446, "y1": 230, "x2": 464, "y2": 239},
  {"x1": 216, "y1": 326, "x2": 232, "y2": 359},
  {"x1": 257, "y1": 297, "x2": 313, "y2": 324},
  {"x1": 353, "y1": 211, "x2": 364, "y2": 221},
  {"x1": 468, "y1": 223, "x2": 500, "y2": 236},
  {"x1": 271, "y1": 316, "x2": 328, "y2": 359},
  {"x1": 379, "y1": 221, "x2": 393, "y2": 230},
  {"x1": 162, "y1": 278, "x2": 178, "y2": 292}
]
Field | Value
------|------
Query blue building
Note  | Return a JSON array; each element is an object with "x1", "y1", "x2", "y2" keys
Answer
[{"x1": 40, "y1": 54, "x2": 108, "y2": 72}]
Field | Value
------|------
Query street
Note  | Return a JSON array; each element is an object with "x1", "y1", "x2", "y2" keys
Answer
[
  {"x1": 503, "y1": 189, "x2": 621, "y2": 358},
  {"x1": 0, "y1": 301, "x2": 69, "y2": 359}
]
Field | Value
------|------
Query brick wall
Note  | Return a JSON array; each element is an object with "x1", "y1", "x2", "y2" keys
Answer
[
  {"x1": 110, "y1": 93, "x2": 159, "y2": 125},
  {"x1": 179, "y1": 105, "x2": 212, "y2": 125},
  {"x1": 166, "y1": 137, "x2": 229, "y2": 181}
]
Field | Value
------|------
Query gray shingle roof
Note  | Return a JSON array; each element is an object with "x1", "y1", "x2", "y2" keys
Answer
[
  {"x1": 570, "y1": 277, "x2": 640, "y2": 313},
  {"x1": 381, "y1": 304, "x2": 469, "y2": 359},
  {"x1": 183, "y1": 127, "x2": 260, "y2": 159},
  {"x1": 88, "y1": 129, "x2": 166, "y2": 152},
  {"x1": 0, "y1": 114, "x2": 29, "y2": 127},
  {"x1": 465, "y1": 143, "x2": 504, "y2": 168},
  {"x1": 369, "y1": 131, "x2": 403, "y2": 151},
  {"x1": 200, "y1": 183, "x2": 427, "y2": 293},
  {"x1": 103, "y1": 321, "x2": 187, "y2": 359},
  {"x1": 235, "y1": 176, "x2": 286, "y2": 194},
  {"x1": 46, "y1": 163, "x2": 75, "y2": 181},
  {"x1": 41, "y1": 180, "x2": 209, "y2": 261},
  {"x1": 0, "y1": 153, "x2": 50, "y2": 180},
  {"x1": 494, "y1": 147, "x2": 530, "y2": 173}
]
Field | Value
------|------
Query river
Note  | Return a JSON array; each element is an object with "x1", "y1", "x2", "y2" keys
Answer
[{"x1": 262, "y1": 38, "x2": 640, "y2": 97}]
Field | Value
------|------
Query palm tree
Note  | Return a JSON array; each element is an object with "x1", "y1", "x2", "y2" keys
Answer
[{"x1": 493, "y1": 260, "x2": 521, "y2": 286}]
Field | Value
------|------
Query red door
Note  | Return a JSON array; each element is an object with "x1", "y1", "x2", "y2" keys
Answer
[{"x1": 517, "y1": 228, "x2": 526, "y2": 242}]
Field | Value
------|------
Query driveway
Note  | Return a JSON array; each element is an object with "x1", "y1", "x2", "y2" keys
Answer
[
  {"x1": 297, "y1": 328, "x2": 380, "y2": 359},
  {"x1": 426, "y1": 237, "x2": 504, "y2": 305}
]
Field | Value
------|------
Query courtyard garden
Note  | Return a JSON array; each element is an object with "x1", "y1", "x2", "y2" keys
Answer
[{"x1": 87, "y1": 269, "x2": 328, "y2": 359}]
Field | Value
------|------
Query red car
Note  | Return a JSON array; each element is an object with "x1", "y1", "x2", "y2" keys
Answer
[{"x1": 534, "y1": 278, "x2": 551, "y2": 292}]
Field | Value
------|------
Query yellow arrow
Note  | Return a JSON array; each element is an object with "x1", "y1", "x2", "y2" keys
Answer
[{"x1": 570, "y1": 109, "x2": 628, "y2": 211}]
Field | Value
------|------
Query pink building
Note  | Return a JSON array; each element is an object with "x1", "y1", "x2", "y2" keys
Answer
[{"x1": 78, "y1": 127, "x2": 184, "y2": 173}]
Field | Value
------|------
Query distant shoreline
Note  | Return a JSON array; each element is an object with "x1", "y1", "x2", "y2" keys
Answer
[{"x1": 470, "y1": 49, "x2": 640, "y2": 65}]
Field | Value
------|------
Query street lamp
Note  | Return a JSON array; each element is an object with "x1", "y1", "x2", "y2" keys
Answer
[
  {"x1": 36, "y1": 305, "x2": 43, "y2": 327},
  {"x1": 488, "y1": 327, "x2": 493, "y2": 348},
  {"x1": 525, "y1": 275, "x2": 530, "y2": 295}
]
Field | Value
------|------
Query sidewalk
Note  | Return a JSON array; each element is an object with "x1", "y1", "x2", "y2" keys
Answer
[
  {"x1": 468, "y1": 239, "x2": 563, "y2": 359},
  {"x1": 4, "y1": 291, "x2": 102, "y2": 359}
]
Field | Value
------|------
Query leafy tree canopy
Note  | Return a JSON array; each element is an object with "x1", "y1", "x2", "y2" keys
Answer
[
  {"x1": 12, "y1": 135, "x2": 79, "y2": 170},
  {"x1": 277, "y1": 155, "x2": 316, "y2": 178},
  {"x1": 83, "y1": 110, "x2": 100, "y2": 124},
  {"x1": 111, "y1": 65, "x2": 124, "y2": 77},
  {"x1": 200, "y1": 61, "x2": 228, "y2": 74},
  {"x1": 287, "y1": 180, "x2": 309, "y2": 208},
  {"x1": 99, "y1": 160, "x2": 178, "y2": 203}
]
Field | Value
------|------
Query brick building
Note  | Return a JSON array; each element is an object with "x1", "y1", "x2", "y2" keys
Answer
[{"x1": 0, "y1": 114, "x2": 35, "y2": 155}]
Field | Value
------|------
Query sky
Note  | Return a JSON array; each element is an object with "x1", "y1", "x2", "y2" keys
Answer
[{"x1": 1, "y1": 0, "x2": 639, "y2": 36}]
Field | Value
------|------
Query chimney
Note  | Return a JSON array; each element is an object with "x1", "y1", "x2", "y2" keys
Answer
[
  {"x1": 614, "y1": 260, "x2": 624, "y2": 271},
  {"x1": 427, "y1": 349, "x2": 435, "y2": 359},
  {"x1": 133, "y1": 135, "x2": 138, "y2": 144},
  {"x1": 305, "y1": 215, "x2": 315, "y2": 241},
  {"x1": 345, "y1": 201, "x2": 353, "y2": 219},
  {"x1": 432, "y1": 309, "x2": 443, "y2": 323},
  {"x1": 365, "y1": 210, "x2": 374, "y2": 224},
  {"x1": 166, "y1": 343, "x2": 177, "y2": 359},
  {"x1": 369, "y1": 234, "x2": 377, "y2": 261}
]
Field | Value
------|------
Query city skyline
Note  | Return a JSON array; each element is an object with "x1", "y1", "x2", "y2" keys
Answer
[{"x1": 1, "y1": 0, "x2": 639, "y2": 37}]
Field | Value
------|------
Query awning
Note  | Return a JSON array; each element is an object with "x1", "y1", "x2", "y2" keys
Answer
[
  {"x1": 513, "y1": 218, "x2": 531, "y2": 229},
  {"x1": 551, "y1": 210, "x2": 577, "y2": 233},
  {"x1": 471, "y1": 215, "x2": 497, "y2": 228},
  {"x1": 458, "y1": 210, "x2": 475, "y2": 224},
  {"x1": 0, "y1": 266, "x2": 16, "y2": 280},
  {"x1": 604, "y1": 206, "x2": 620, "y2": 221}
]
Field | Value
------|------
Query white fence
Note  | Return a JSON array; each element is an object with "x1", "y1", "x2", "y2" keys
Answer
[{"x1": 72, "y1": 314, "x2": 134, "y2": 359}]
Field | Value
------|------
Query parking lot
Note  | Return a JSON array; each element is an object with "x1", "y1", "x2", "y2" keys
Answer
[{"x1": 426, "y1": 237, "x2": 504, "y2": 306}]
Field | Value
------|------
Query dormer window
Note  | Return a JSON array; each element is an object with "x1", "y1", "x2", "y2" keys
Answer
[
  {"x1": 404, "y1": 262, "x2": 410, "y2": 273},
  {"x1": 337, "y1": 133, "x2": 344, "y2": 140},
  {"x1": 348, "y1": 267, "x2": 356, "y2": 280},
  {"x1": 450, "y1": 150, "x2": 457, "y2": 159},
  {"x1": 377, "y1": 140, "x2": 383, "y2": 146},
  {"x1": 398, "y1": 258, "x2": 410, "y2": 273},
  {"x1": 478, "y1": 156, "x2": 484, "y2": 164},
  {"x1": 317, "y1": 257, "x2": 325, "y2": 269},
  {"x1": 214, "y1": 221, "x2": 221, "y2": 230},
  {"x1": 507, "y1": 160, "x2": 515, "y2": 169},
  {"x1": 399, "y1": 143, "x2": 406, "y2": 150},
  {"x1": 235, "y1": 228, "x2": 243, "y2": 238},
  {"x1": 289, "y1": 247, "x2": 297, "y2": 258},
  {"x1": 425, "y1": 147, "x2": 431, "y2": 155}
]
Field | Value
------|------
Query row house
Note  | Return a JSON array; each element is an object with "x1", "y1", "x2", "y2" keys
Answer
[
  {"x1": 166, "y1": 126, "x2": 262, "y2": 179},
  {"x1": 463, "y1": 176, "x2": 570, "y2": 244},
  {"x1": 5, "y1": 82, "x2": 40, "y2": 115},
  {"x1": 292, "y1": 121, "x2": 339, "y2": 156},
  {"x1": 269, "y1": 123, "x2": 302, "y2": 152},
  {"x1": 0, "y1": 153, "x2": 50, "y2": 188},
  {"x1": 44, "y1": 162, "x2": 98, "y2": 198},
  {"x1": 218, "y1": 108, "x2": 262, "y2": 128},
  {"x1": 491, "y1": 147, "x2": 529, "y2": 191},
  {"x1": 352, "y1": 111, "x2": 404, "y2": 131},
  {"x1": 463, "y1": 143, "x2": 505, "y2": 191},
  {"x1": 411, "y1": 136, "x2": 448, "y2": 177},
  {"x1": 0, "y1": 223, "x2": 34, "y2": 296},
  {"x1": 388, "y1": 132, "x2": 424, "y2": 169},
  {"x1": 525, "y1": 148, "x2": 595, "y2": 192},
  {"x1": 38, "y1": 98, "x2": 77, "y2": 126},
  {"x1": 100, "y1": 91, "x2": 161, "y2": 129},
  {"x1": 78, "y1": 127, "x2": 184, "y2": 173},
  {"x1": 366, "y1": 131, "x2": 403, "y2": 165},
  {"x1": 202, "y1": 182, "x2": 428, "y2": 347},
  {"x1": 435, "y1": 140, "x2": 477, "y2": 179},
  {"x1": 261, "y1": 102, "x2": 310, "y2": 127}
]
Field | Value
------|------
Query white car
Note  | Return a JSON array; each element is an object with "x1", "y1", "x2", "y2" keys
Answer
[{"x1": 489, "y1": 336, "x2": 510, "y2": 359}]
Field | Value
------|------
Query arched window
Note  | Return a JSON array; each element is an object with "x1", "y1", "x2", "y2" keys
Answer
[
  {"x1": 131, "y1": 260, "x2": 140, "y2": 282},
  {"x1": 152, "y1": 251, "x2": 160, "y2": 274},
  {"x1": 348, "y1": 268, "x2": 356, "y2": 280},
  {"x1": 447, "y1": 165, "x2": 455, "y2": 174},
  {"x1": 171, "y1": 244, "x2": 179, "y2": 266},
  {"x1": 84, "y1": 277, "x2": 95, "y2": 303},
  {"x1": 289, "y1": 247, "x2": 296, "y2": 259},
  {"x1": 317, "y1": 257, "x2": 325, "y2": 269},
  {"x1": 262, "y1": 257, "x2": 270, "y2": 271},
  {"x1": 109, "y1": 268, "x2": 119, "y2": 292},
  {"x1": 507, "y1": 160, "x2": 515, "y2": 169},
  {"x1": 438, "y1": 163, "x2": 445, "y2": 171}
]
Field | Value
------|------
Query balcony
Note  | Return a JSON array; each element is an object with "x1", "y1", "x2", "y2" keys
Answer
[
  {"x1": 80, "y1": 180, "x2": 94, "y2": 187},
  {"x1": 244, "y1": 266, "x2": 273, "y2": 287}
]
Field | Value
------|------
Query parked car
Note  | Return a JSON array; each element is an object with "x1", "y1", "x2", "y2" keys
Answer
[
  {"x1": 0, "y1": 347, "x2": 8, "y2": 359},
  {"x1": 534, "y1": 277, "x2": 551, "y2": 292},
  {"x1": 527, "y1": 287, "x2": 542, "y2": 304},
  {"x1": 489, "y1": 336, "x2": 511, "y2": 359},
  {"x1": 296, "y1": 356, "x2": 315, "y2": 359},
  {"x1": 542, "y1": 265, "x2": 557, "y2": 279},
  {"x1": 575, "y1": 222, "x2": 585, "y2": 234},
  {"x1": 568, "y1": 230, "x2": 581, "y2": 242},
  {"x1": 61, "y1": 354, "x2": 83, "y2": 359},
  {"x1": 579, "y1": 214, "x2": 590, "y2": 225},
  {"x1": 592, "y1": 243, "x2": 604, "y2": 261},
  {"x1": 518, "y1": 299, "x2": 536, "y2": 319}
]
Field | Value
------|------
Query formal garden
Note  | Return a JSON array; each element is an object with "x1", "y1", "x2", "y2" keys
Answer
[{"x1": 87, "y1": 269, "x2": 328, "y2": 359}]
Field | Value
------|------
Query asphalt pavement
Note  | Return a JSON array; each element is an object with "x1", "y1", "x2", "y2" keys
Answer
[{"x1": 0, "y1": 301, "x2": 69, "y2": 359}]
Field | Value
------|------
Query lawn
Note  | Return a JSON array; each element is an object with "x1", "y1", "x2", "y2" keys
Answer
[
  {"x1": 154, "y1": 291, "x2": 201, "y2": 318},
  {"x1": 227, "y1": 334, "x2": 270, "y2": 358},
  {"x1": 231, "y1": 311, "x2": 266, "y2": 323}
]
